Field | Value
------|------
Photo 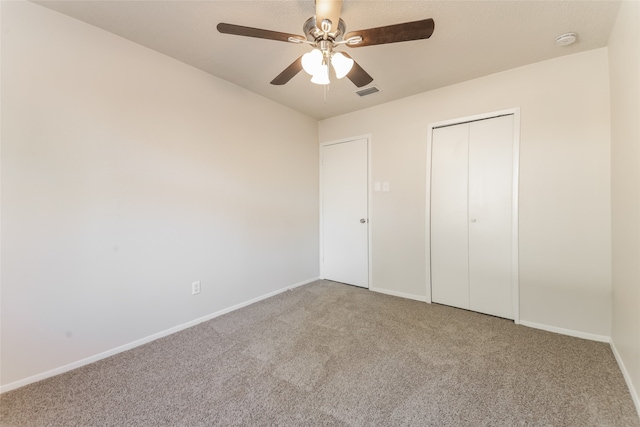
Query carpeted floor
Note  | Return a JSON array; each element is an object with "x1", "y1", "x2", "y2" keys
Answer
[{"x1": 1, "y1": 280, "x2": 638, "y2": 426}]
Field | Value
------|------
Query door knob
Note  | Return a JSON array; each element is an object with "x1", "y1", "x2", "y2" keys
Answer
[{"x1": 360, "y1": 218, "x2": 367, "y2": 223}]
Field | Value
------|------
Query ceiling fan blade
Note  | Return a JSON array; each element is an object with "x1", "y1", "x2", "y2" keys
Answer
[
  {"x1": 345, "y1": 18, "x2": 435, "y2": 47},
  {"x1": 271, "y1": 56, "x2": 304, "y2": 85},
  {"x1": 341, "y1": 53, "x2": 373, "y2": 88},
  {"x1": 315, "y1": 0, "x2": 342, "y2": 33},
  {"x1": 217, "y1": 23, "x2": 305, "y2": 43}
]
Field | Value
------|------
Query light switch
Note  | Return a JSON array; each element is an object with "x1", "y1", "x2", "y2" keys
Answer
[
  {"x1": 382, "y1": 181, "x2": 390, "y2": 192},
  {"x1": 374, "y1": 182, "x2": 381, "y2": 192}
]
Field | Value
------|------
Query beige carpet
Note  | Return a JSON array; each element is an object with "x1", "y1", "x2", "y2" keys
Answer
[{"x1": 1, "y1": 280, "x2": 638, "y2": 426}]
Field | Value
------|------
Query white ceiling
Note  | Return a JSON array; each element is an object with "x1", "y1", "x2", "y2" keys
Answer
[{"x1": 34, "y1": 0, "x2": 622, "y2": 120}]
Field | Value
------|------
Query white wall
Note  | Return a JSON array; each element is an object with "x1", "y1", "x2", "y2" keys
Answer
[
  {"x1": 320, "y1": 49, "x2": 612, "y2": 338},
  {"x1": 1, "y1": 1, "x2": 319, "y2": 388},
  {"x1": 609, "y1": 0, "x2": 640, "y2": 412}
]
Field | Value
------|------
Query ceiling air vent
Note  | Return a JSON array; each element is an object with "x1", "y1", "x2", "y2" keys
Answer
[{"x1": 355, "y1": 86, "x2": 380, "y2": 97}]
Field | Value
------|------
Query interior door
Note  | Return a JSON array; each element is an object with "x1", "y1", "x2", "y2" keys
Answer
[
  {"x1": 430, "y1": 114, "x2": 515, "y2": 319},
  {"x1": 321, "y1": 138, "x2": 369, "y2": 288}
]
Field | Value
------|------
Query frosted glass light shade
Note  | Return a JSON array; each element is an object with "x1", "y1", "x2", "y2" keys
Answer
[
  {"x1": 331, "y1": 52, "x2": 354, "y2": 79},
  {"x1": 310, "y1": 64, "x2": 330, "y2": 85},
  {"x1": 302, "y1": 49, "x2": 323, "y2": 76}
]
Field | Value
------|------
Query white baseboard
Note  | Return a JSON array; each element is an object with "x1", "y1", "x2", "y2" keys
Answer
[
  {"x1": 0, "y1": 277, "x2": 319, "y2": 394},
  {"x1": 369, "y1": 287, "x2": 428, "y2": 303},
  {"x1": 519, "y1": 320, "x2": 611, "y2": 343},
  {"x1": 610, "y1": 341, "x2": 640, "y2": 417}
]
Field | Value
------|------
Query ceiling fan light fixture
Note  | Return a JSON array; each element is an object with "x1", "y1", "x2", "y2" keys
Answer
[
  {"x1": 331, "y1": 52, "x2": 354, "y2": 79},
  {"x1": 311, "y1": 63, "x2": 330, "y2": 85},
  {"x1": 302, "y1": 49, "x2": 323, "y2": 75}
]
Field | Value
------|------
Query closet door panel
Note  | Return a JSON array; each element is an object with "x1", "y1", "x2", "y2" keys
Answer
[
  {"x1": 430, "y1": 124, "x2": 470, "y2": 309},
  {"x1": 468, "y1": 115, "x2": 514, "y2": 319}
]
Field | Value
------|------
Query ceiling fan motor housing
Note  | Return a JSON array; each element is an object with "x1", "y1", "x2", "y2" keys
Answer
[{"x1": 304, "y1": 17, "x2": 346, "y2": 43}]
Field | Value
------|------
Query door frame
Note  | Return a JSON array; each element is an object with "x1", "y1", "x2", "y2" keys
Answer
[
  {"x1": 426, "y1": 108, "x2": 520, "y2": 323},
  {"x1": 320, "y1": 135, "x2": 373, "y2": 288}
]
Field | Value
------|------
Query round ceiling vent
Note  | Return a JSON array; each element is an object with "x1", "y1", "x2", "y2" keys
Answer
[{"x1": 555, "y1": 32, "x2": 577, "y2": 46}]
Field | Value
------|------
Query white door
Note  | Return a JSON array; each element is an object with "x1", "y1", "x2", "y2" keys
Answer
[
  {"x1": 431, "y1": 114, "x2": 515, "y2": 319},
  {"x1": 467, "y1": 116, "x2": 515, "y2": 319},
  {"x1": 430, "y1": 124, "x2": 470, "y2": 308},
  {"x1": 321, "y1": 138, "x2": 369, "y2": 288}
]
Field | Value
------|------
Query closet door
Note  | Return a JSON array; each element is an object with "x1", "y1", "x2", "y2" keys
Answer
[
  {"x1": 430, "y1": 124, "x2": 470, "y2": 309},
  {"x1": 468, "y1": 115, "x2": 514, "y2": 319},
  {"x1": 430, "y1": 114, "x2": 515, "y2": 319}
]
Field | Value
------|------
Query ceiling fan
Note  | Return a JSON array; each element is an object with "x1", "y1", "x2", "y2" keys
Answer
[{"x1": 217, "y1": 0, "x2": 435, "y2": 88}]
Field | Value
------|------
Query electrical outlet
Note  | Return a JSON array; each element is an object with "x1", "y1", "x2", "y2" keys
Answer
[{"x1": 192, "y1": 281, "x2": 201, "y2": 295}]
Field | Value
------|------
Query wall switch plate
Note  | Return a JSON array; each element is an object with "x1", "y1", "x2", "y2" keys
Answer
[
  {"x1": 374, "y1": 182, "x2": 381, "y2": 192},
  {"x1": 192, "y1": 281, "x2": 201, "y2": 295},
  {"x1": 382, "y1": 181, "x2": 390, "y2": 192}
]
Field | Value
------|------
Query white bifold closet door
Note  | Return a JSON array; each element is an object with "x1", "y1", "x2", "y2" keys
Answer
[{"x1": 431, "y1": 114, "x2": 515, "y2": 319}]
